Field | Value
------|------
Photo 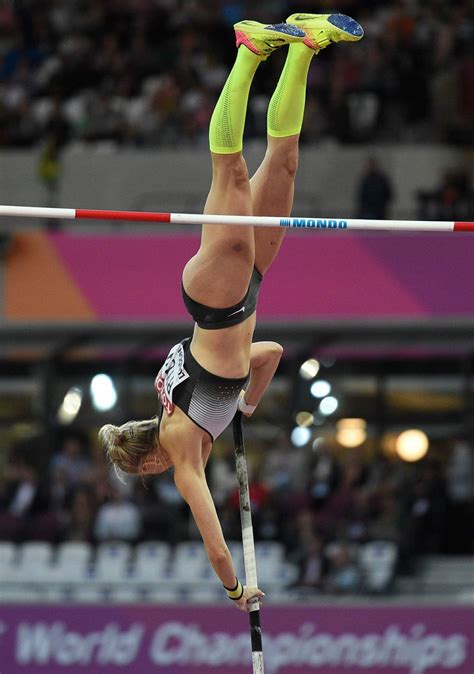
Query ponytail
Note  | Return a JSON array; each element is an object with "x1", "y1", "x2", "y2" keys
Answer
[{"x1": 99, "y1": 418, "x2": 161, "y2": 474}]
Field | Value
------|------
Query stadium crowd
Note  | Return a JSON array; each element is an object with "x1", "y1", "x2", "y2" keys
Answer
[
  {"x1": 0, "y1": 427, "x2": 472, "y2": 595},
  {"x1": 0, "y1": 0, "x2": 472, "y2": 150}
]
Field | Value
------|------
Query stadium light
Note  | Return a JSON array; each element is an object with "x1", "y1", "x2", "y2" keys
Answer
[
  {"x1": 57, "y1": 387, "x2": 83, "y2": 424},
  {"x1": 90, "y1": 374, "x2": 117, "y2": 412},
  {"x1": 396, "y1": 429, "x2": 429, "y2": 462}
]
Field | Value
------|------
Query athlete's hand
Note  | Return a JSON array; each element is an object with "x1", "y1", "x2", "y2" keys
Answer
[
  {"x1": 234, "y1": 586, "x2": 265, "y2": 612},
  {"x1": 238, "y1": 390, "x2": 256, "y2": 417}
]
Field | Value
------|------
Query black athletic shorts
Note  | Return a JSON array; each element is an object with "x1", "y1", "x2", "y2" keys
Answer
[{"x1": 182, "y1": 267, "x2": 263, "y2": 330}]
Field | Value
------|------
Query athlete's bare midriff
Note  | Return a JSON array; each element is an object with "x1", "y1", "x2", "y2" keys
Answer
[{"x1": 189, "y1": 312, "x2": 256, "y2": 378}]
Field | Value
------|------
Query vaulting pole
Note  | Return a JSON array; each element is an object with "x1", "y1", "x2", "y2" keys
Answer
[
  {"x1": 233, "y1": 412, "x2": 264, "y2": 674},
  {"x1": 0, "y1": 205, "x2": 473, "y2": 232}
]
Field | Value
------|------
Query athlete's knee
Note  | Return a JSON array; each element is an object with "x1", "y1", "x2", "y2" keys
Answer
[
  {"x1": 274, "y1": 143, "x2": 299, "y2": 179},
  {"x1": 212, "y1": 153, "x2": 249, "y2": 189},
  {"x1": 232, "y1": 157, "x2": 250, "y2": 188},
  {"x1": 282, "y1": 144, "x2": 299, "y2": 178},
  {"x1": 267, "y1": 136, "x2": 299, "y2": 178}
]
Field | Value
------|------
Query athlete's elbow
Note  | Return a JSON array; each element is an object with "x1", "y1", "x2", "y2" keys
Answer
[
  {"x1": 207, "y1": 545, "x2": 231, "y2": 571},
  {"x1": 269, "y1": 342, "x2": 284, "y2": 361}
]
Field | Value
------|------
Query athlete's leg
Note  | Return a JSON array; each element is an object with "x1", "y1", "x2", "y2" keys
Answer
[
  {"x1": 183, "y1": 42, "x2": 261, "y2": 309},
  {"x1": 251, "y1": 13, "x2": 364, "y2": 275},
  {"x1": 183, "y1": 22, "x2": 306, "y2": 308},
  {"x1": 251, "y1": 41, "x2": 314, "y2": 274}
]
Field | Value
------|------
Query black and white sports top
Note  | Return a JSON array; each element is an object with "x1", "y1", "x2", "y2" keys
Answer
[{"x1": 155, "y1": 338, "x2": 248, "y2": 441}]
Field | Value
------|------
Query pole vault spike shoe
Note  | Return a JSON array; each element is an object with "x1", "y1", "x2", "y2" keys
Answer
[
  {"x1": 234, "y1": 20, "x2": 306, "y2": 59},
  {"x1": 286, "y1": 13, "x2": 364, "y2": 53}
]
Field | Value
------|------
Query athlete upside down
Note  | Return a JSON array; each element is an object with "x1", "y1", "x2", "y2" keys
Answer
[{"x1": 100, "y1": 14, "x2": 363, "y2": 611}]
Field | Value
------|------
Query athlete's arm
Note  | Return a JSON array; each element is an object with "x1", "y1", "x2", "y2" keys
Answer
[
  {"x1": 160, "y1": 416, "x2": 237, "y2": 589},
  {"x1": 174, "y1": 462, "x2": 236, "y2": 583},
  {"x1": 240, "y1": 341, "x2": 283, "y2": 414},
  {"x1": 174, "y1": 459, "x2": 264, "y2": 610}
]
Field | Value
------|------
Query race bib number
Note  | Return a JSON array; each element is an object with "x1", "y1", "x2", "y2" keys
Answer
[{"x1": 155, "y1": 342, "x2": 189, "y2": 415}]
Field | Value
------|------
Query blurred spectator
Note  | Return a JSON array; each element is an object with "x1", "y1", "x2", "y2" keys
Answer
[
  {"x1": 307, "y1": 443, "x2": 341, "y2": 510},
  {"x1": 0, "y1": 456, "x2": 56, "y2": 541},
  {"x1": 0, "y1": 1, "x2": 472, "y2": 148},
  {"x1": 406, "y1": 460, "x2": 448, "y2": 554},
  {"x1": 368, "y1": 488, "x2": 403, "y2": 544},
  {"x1": 135, "y1": 472, "x2": 188, "y2": 544},
  {"x1": 344, "y1": 487, "x2": 371, "y2": 543},
  {"x1": 295, "y1": 533, "x2": 327, "y2": 592},
  {"x1": 38, "y1": 139, "x2": 62, "y2": 210},
  {"x1": 356, "y1": 157, "x2": 393, "y2": 219},
  {"x1": 208, "y1": 441, "x2": 237, "y2": 507},
  {"x1": 48, "y1": 464, "x2": 71, "y2": 516},
  {"x1": 3, "y1": 458, "x2": 44, "y2": 519},
  {"x1": 257, "y1": 492, "x2": 285, "y2": 542},
  {"x1": 43, "y1": 97, "x2": 71, "y2": 148},
  {"x1": 0, "y1": 426, "x2": 471, "y2": 595},
  {"x1": 94, "y1": 486, "x2": 142, "y2": 542},
  {"x1": 37, "y1": 96, "x2": 70, "y2": 220},
  {"x1": 445, "y1": 439, "x2": 474, "y2": 553},
  {"x1": 325, "y1": 541, "x2": 361, "y2": 594},
  {"x1": 49, "y1": 431, "x2": 92, "y2": 487},
  {"x1": 417, "y1": 168, "x2": 473, "y2": 222},
  {"x1": 287, "y1": 508, "x2": 317, "y2": 561},
  {"x1": 216, "y1": 502, "x2": 242, "y2": 542},
  {"x1": 64, "y1": 487, "x2": 97, "y2": 542},
  {"x1": 227, "y1": 463, "x2": 271, "y2": 542},
  {"x1": 315, "y1": 456, "x2": 367, "y2": 535}
]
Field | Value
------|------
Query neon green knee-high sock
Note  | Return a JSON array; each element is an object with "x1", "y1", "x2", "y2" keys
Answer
[
  {"x1": 209, "y1": 47, "x2": 262, "y2": 154},
  {"x1": 267, "y1": 44, "x2": 314, "y2": 138}
]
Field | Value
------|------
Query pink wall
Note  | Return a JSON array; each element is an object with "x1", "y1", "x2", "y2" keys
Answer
[
  {"x1": 10, "y1": 231, "x2": 474, "y2": 321},
  {"x1": 1, "y1": 604, "x2": 472, "y2": 673}
]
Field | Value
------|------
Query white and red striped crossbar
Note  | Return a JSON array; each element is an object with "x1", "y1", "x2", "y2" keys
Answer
[{"x1": 0, "y1": 205, "x2": 472, "y2": 232}]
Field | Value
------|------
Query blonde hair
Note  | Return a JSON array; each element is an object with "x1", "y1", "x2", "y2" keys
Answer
[{"x1": 99, "y1": 418, "x2": 160, "y2": 474}]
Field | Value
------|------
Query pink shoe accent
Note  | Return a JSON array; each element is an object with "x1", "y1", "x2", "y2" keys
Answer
[
  {"x1": 303, "y1": 35, "x2": 319, "y2": 50},
  {"x1": 235, "y1": 30, "x2": 261, "y2": 55}
]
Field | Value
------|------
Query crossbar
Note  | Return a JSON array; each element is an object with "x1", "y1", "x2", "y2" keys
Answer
[{"x1": 0, "y1": 205, "x2": 472, "y2": 232}]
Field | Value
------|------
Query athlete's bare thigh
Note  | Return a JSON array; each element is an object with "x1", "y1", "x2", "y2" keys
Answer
[{"x1": 182, "y1": 223, "x2": 255, "y2": 308}]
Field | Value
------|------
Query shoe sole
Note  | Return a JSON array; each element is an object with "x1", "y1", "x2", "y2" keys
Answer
[
  {"x1": 235, "y1": 21, "x2": 305, "y2": 41},
  {"x1": 287, "y1": 13, "x2": 364, "y2": 41},
  {"x1": 265, "y1": 23, "x2": 306, "y2": 39},
  {"x1": 327, "y1": 14, "x2": 364, "y2": 39}
]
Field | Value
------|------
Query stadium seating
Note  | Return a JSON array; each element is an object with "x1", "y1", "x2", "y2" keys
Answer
[
  {"x1": 170, "y1": 541, "x2": 215, "y2": 584},
  {"x1": 50, "y1": 541, "x2": 92, "y2": 584},
  {"x1": 127, "y1": 541, "x2": 170, "y2": 585},
  {"x1": 420, "y1": 556, "x2": 474, "y2": 595},
  {"x1": 0, "y1": 539, "x2": 315, "y2": 604},
  {"x1": 255, "y1": 541, "x2": 286, "y2": 584},
  {"x1": 15, "y1": 542, "x2": 55, "y2": 584},
  {"x1": 91, "y1": 542, "x2": 132, "y2": 583},
  {"x1": 0, "y1": 541, "x2": 16, "y2": 583}
]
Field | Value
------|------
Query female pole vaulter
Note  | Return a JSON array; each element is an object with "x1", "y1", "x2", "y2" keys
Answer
[{"x1": 100, "y1": 13, "x2": 363, "y2": 611}]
